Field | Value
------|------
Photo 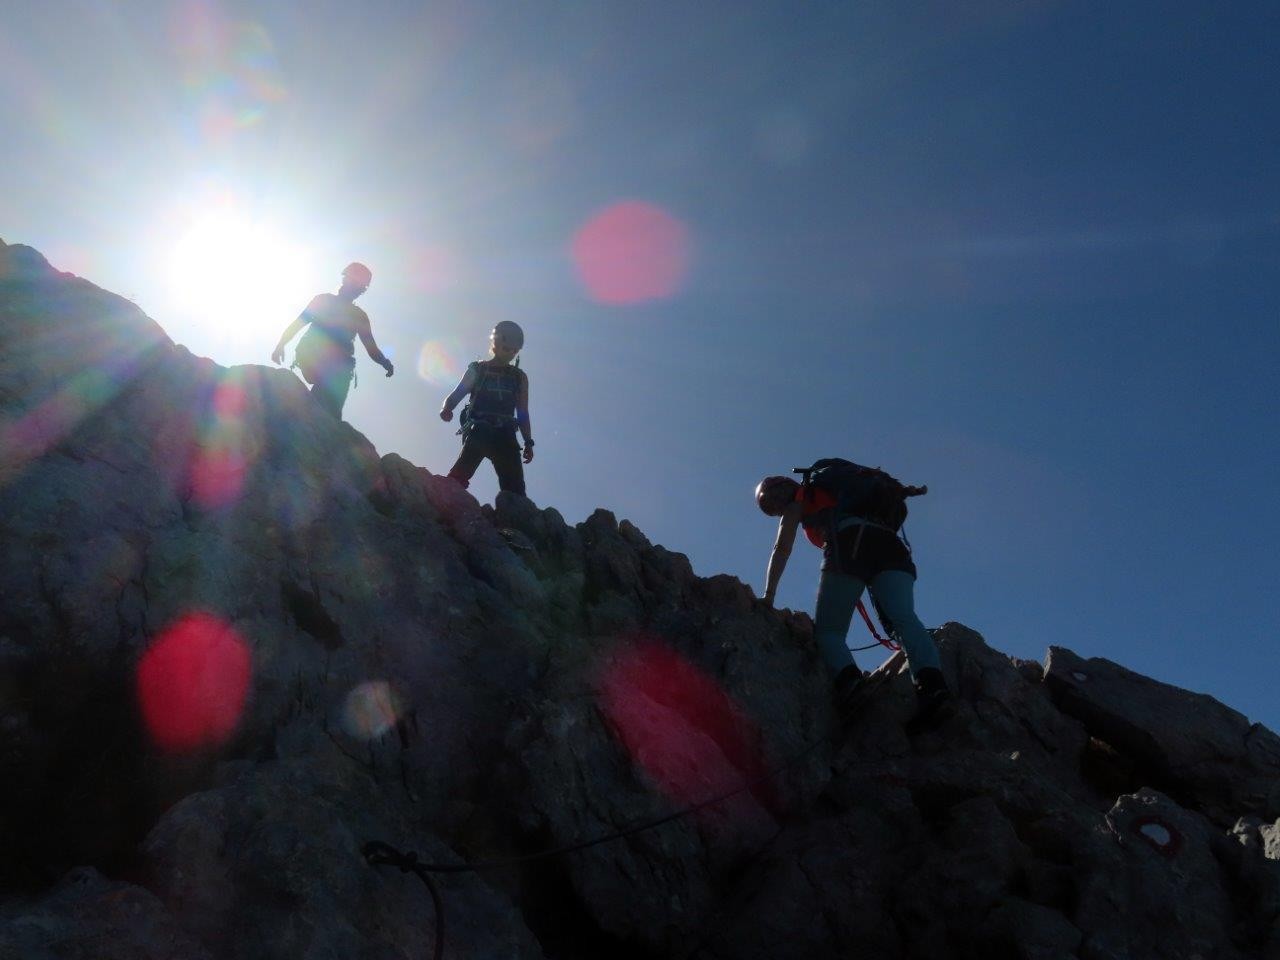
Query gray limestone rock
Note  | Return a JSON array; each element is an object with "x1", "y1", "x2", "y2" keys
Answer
[
  {"x1": 1045, "y1": 646, "x2": 1280, "y2": 825},
  {"x1": 3, "y1": 240, "x2": 1279, "y2": 959},
  {"x1": 141, "y1": 761, "x2": 542, "y2": 960},
  {"x1": 0, "y1": 867, "x2": 213, "y2": 960},
  {"x1": 1067, "y1": 788, "x2": 1249, "y2": 959}
]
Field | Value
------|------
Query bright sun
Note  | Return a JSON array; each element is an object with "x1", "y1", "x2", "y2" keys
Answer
[{"x1": 166, "y1": 202, "x2": 316, "y2": 344}]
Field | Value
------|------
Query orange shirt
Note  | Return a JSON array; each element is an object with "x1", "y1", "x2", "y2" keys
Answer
[{"x1": 796, "y1": 485, "x2": 837, "y2": 548}]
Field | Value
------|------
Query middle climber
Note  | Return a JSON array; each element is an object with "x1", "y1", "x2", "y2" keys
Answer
[{"x1": 439, "y1": 320, "x2": 534, "y2": 496}]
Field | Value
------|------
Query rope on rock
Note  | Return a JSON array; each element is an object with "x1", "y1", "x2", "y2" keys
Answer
[
  {"x1": 363, "y1": 844, "x2": 446, "y2": 960},
  {"x1": 363, "y1": 729, "x2": 832, "y2": 959}
]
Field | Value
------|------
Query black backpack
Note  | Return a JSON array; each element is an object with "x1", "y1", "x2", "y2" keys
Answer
[
  {"x1": 794, "y1": 458, "x2": 910, "y2": 531},
  {"x1": 459, "y1": 360, "x2": 523, "y2": 437}
]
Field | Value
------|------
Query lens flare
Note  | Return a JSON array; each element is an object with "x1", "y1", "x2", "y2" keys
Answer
[
  {"x1": 409, "y1": 244, "x2": 461, "y2": 294},
  {"x1": 597, "y1": 640, "x2": 776, "y2": 825},
  {"x1": 44, "y1": 244, "x2": 96, "y2": 278},
  {"x1": 0, "y1": 368, "x2": 113, "y2": 469},
  {"x1": 273, "y1": 465, "x2": 325, "y2": 532},
  {"x1": 0, "y1": 361, "x2": 146, "y2": 488},
  {"x1": 171, "y1": 1, "x2": 287, "y2": 143},
  {"x1": 187, "y1": 373, "x2": 257, "y2": 509},
  {"x1": 416, "y1": 340, "x2": 461, "y2": 385},
  {"x1": 500, "y1": 67, "x2": 576, "y2": 153},
  {"x1": 342, "y1": 681, "x2": 404, "y2": 740},
  {"x1": 571, "y1": 202, "x2": 692, "y2": 305},
  {"x1": 136, "y1": 612, "x2": 252, "y2": 754}
]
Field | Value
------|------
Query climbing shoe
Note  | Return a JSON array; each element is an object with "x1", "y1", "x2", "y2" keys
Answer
[
  {"x1": 832, "y1": 665, "x2": 866, "y2": 721},
  {"x1": 907, "y1": 667, "x2": 953, "y2": 733}
]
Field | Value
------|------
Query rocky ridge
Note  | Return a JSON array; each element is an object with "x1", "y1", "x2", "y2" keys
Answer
[{"x1": 1, "y1": 239, "x2": 1278, "y2": 959}]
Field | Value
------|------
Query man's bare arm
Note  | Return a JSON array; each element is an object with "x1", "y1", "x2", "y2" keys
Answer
[
  {"x1": 516, "y1": 370, "x2": 533, "y2": 460},
  {"x1": 439, "y1": 364, "x2": 478, "y2": 421},
  {"x1": 356, "y1": 314, "x2": 393, "y2": 376},
  {"x1": 762, "y1": 502, "x2": 802, "y2": 606},
  {"x1": 271, "y1": 316, "x2": 308, "y2": 365}
]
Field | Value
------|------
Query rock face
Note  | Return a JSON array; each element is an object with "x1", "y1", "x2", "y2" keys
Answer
[{"x1": 1, "y1": 238, "x2": 1278, "y2": 959}]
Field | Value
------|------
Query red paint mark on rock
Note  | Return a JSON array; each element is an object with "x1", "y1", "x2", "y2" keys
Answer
[{"x1": 1132, "y1": 815, "x2": 1184, "y2": 857}]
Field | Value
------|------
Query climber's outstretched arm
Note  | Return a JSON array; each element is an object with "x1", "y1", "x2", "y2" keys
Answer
[
  {"x1": 439, "y1": 364, "x2": 478, "y2": 421},
  {"x1": 762, "y1": 501, "x2": 802, "y2": 607},
  {"x1": 271, "y1": 316, "x2": 308, "y2": 365},
  {"x1": 516, "y1": 369, "x2": 532, "y2": 461},
  {"x1": 356, "y1": 315, "x2": 393, "y2": 376}
]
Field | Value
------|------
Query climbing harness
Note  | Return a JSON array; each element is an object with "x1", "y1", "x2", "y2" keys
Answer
[
  {"x1": 850, "y1": 599, "x2": 901, "y2": 653},
  {"x1": 457, "y1": 358, "x2": 522, "y2": 439},
  {"x1": 791, "y1": 460, "x2": 921, "y2": 654}
]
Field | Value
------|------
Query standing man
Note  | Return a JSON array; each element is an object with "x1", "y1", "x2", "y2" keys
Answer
[{"x1": 271, "y1": 262, "x2": 393, "y2": 418}]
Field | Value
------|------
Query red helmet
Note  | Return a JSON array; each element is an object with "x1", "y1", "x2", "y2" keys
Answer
[{"x1": 755, "y1": 475, "x2": 796, "y2": 515}]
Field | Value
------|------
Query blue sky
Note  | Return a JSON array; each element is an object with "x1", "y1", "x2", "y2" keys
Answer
[{"x1": 4, "y1": 1, "x2": 1278, "y2": 731}]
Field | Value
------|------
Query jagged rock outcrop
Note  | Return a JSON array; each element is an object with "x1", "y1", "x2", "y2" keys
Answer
[{"x1": 1, "y1": 238, "x2": 1278, "y2": 959}]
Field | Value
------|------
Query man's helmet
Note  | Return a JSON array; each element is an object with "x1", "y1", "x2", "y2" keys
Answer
[
  {"x1": 491, "y1": 320, "x2": 525, "y2": 351},
  {"x1": 342, "y1": 262, "x2": 373, "y2": 287},
  {"x1": 755, "y1": 475, "x2": 795, "y2": 515}
]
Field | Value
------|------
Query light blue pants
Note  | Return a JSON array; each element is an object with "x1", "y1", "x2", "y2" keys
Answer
[{"x1": 813, "y1": 568, "x2": 941, "y2": 680}]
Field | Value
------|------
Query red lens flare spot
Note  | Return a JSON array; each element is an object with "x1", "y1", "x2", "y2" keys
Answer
[
  {"x1": 136, "y1": 613, "x2": 252, "y2": 754},
  {"x1": 211, "y1": 381, "x2": 248, "y2": 418},
  {"x1": 188, "y1": 380, "x2": 252, "y2": 509},
  {"x1": 571, "y1": 202, "x2": 691, "y2": 305},
  {"x1": 188, "y1": 444, "x2": 249, "y2": 508},
  {"x1": 410, "y1": 244, "x2": 461, "y2": 295},
  {"x1": 598, "y1": 640, "x2": 776, "y2": 824}
]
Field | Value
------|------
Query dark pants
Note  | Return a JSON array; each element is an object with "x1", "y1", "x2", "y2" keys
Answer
[
  {"x1": 297, "y1": 333, "x2": 355, "y2": 418},
  {"x1": 448, "y1": 426, "x2": 525, "y2": 495},
  {"x1": 310, "y1": 370, "x2": 353, "y2": 418},
  {"x1": 814, "y1": 524, "x2": 937, "y2": 680}
]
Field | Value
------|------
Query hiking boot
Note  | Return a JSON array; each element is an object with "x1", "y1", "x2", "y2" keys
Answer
[
  {"x1": 907, "y1": 667, "x2": 953, "y2": 733},
  {"x1": 832, "y1": 665, "x2": 866, "y2": 721}
]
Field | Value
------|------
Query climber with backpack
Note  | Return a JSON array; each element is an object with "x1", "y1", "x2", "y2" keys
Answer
[
  {"x1": 439, "y1": 320, "x2": 533, "y2": 496},
  {"x1": 755, "y1": 458, "x2": 951, "y2": 726},
  {"x1": 271, "y1": 262, "x2": 394, "y2": 418}
]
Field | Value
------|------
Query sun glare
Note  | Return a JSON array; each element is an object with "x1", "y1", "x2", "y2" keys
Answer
[{"x1": 166, "y1": 199, "x2": 316, "y2": 344}]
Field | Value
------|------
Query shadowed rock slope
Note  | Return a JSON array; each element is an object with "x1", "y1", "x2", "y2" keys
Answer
[{"x1": 1, "y1": 239, "x2": 1278, "y2": 960}]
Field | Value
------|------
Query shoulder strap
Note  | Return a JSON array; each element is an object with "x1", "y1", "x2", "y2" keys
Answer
[{"x1": 791, "y1": 461, "x2": 820, "y2": 503}]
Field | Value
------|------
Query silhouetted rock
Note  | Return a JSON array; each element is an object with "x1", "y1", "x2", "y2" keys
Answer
[
  {"x1": 2, "y1": 239, "x2": 1278, "y2": 958},
  {"x1": 0, "y1": 867, "x2": 213, "y2": 960},
  {"x1": 1045, "y1": 645, "x2": 1280, "y2": 825}
]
